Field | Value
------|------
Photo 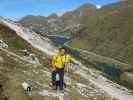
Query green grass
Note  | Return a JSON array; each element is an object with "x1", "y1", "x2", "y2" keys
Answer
[
  {"x1": 69, "y1": 0, "x2": 133, "y2": 65},
  {"x1": 0, "y1": 24, "x2": 51, "y2": 100}
]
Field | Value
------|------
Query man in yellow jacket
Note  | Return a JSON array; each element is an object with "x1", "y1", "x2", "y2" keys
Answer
[{"x1": 52, "y1": 47, "x2": 71, "y2": 91}]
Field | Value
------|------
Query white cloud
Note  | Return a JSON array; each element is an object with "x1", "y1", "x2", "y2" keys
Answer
[
  {"x1": 57, "y1": 10, "x2": 66, "y2": 16},
  {"x1": 96, "y1": 5, "x2": 102, "y2": 9}
]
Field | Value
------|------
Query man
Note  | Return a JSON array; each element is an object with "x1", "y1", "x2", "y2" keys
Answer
[{"x1": 52, "y1": 47, "x2": 71, "y2": 91}]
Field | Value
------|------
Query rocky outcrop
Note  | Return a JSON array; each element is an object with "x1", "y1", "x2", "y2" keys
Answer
[
  {"x1": 0, "y1": 40, "x2": 8, "y2": 49},
  {"x1": 120, "y1": 72, "x2": 133, "y2": 85},
  {"x1": 22, "y1": 50, "x2": 40, "y2": 65}
]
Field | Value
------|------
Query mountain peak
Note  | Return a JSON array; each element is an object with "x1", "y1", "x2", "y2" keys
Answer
[
  {"x1": 79, "y1": 3, "x2": 96, "y2": 10},
  {"x1": 47, "y1": 13, "x2": 58, "y2": 19}
]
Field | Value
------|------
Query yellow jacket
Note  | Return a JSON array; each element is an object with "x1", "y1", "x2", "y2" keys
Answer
[{"x1": 53, "y1": 54, "x2": 71, "y2": 69}]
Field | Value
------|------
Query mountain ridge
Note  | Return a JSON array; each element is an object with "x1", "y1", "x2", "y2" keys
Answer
[{"x1": 19, "y1": 3, "x2": 96, "y2": 36}]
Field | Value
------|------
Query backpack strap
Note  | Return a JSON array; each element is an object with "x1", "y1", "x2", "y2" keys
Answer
[{"x1": 60, "y1": 55, "x2": 67, "y2": 67}]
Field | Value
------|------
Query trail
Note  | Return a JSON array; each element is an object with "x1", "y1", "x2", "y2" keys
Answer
[{"x1": 58, "y1": 93, "x2": 65, "y2": 100}]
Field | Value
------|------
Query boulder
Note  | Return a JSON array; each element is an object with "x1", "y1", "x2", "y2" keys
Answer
[
  {"x1": 0, "y1": 40, "x2": 8, "y2": 49},
  {"x1": 120, "y1": 72, "x2": 133, "y2": 85}
]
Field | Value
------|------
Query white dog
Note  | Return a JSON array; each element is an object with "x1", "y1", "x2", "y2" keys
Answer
[{"x1": 22, "y1": 82, "x2": 32, "y2": 92}]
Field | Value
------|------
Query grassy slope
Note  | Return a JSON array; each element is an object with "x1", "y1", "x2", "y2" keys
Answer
[
  {"x1": 0, "y1": 24, "x2": 49, "y2": 62},
  {"x1": 0, "y1": 24, "x2": 50, "y2": 100},
  {"x1": 0, "y1": 23, "x2": 114, "y2": 100},
  {"x1": 69, "y1": 0, "x2": 133, "y2": 65}
]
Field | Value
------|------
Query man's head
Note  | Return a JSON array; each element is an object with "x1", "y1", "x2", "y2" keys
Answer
[{"x1": 59, "y1": 47, "x2": 67, "y2": 56}]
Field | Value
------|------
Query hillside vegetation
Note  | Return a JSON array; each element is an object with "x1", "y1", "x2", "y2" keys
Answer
[{"x1": 69, "y1": 0, "x2": 133, "y2": 65}]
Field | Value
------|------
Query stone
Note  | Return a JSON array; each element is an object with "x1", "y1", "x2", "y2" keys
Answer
[
  {"x1": 120, "y1": 72, "x2": 133, "y2": 84},
  {"x1": 0, "y1": 40, "x2": 8, "y2": 49}
]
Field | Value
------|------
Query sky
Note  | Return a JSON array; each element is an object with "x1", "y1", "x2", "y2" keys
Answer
[{"x1": 0, "y1": 0, "x2": 121, "y2": 20}]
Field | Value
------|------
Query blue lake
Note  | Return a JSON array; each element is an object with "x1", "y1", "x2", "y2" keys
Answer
[
  {"x1": 95, "y1": 63, "x2": 122, "y2": 76},
  {"x1": 49, "y1": 36, "x2": 70, "y2": 45}
]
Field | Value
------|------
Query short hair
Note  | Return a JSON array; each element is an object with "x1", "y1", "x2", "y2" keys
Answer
[{"x1": 59, "y1": 47, "x2": 67, "y2": 53}]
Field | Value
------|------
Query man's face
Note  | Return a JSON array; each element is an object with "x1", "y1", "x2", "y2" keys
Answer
[{"x1": 60, "y1": 49, "x2": 66, "y2": 56}]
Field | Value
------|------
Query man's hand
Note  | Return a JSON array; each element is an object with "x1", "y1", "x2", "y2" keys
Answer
[
  {"x1": 51, "y1": 58, "x2": 56, "y2": 71},
  {"x1": 52, "y1": 67, "x2": 56, "y2": 71},
  {"x1": 64, "y1": 63, "x2": 69, "y2": 73}
]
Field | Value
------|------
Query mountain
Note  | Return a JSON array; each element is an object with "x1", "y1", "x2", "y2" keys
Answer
[
  {"x1": 1, "y1": 17, "x2": 133, "y2": 100},
  {"x1": 19, "y1": 3, "x2": 96, "y2": 36},
  {"x1": 68, "y1": 0, "x2": 133, "y2": 65}
]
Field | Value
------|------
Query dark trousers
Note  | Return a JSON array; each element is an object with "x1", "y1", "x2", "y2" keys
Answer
[
  {"x1": 52, "y1": 70, "x2": 57, "y2": 86},
  {"x1": 56, "y1": 68, "x2": 64, "y2": 90},
  {"x1": 52, "y1": 68, "x2": 65, "y2": 90}
]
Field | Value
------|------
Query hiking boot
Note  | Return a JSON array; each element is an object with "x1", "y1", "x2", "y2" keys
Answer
[
  {"x1": 59, "y1": 90, "x2": 64, "y2": 94},
  {"x1": 64, "y1": 83, "x2": 67, "y2": 88},
  {"x1": 52, "y1": 85, "x2": 57, "y2": 91}
]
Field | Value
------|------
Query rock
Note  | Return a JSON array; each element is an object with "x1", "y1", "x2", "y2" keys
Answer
[
  {"x1": 0, "y1": 40, "x2": 8, "y2": 49},
  {"x1": 120, "y1": 72, "x2": 133, "y2": 84},
  {"x1": 22, "y1": 51, "x2": 40, "y2": 65},
  {"x1": 39, "y1": 90, "x2": 52, "y2": 97},
  {"x1": 30, "y1": 93, "x2": 44, "y2": 100}
]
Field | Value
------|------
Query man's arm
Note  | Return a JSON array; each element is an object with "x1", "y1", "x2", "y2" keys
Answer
[
  {"x1": 52, "y1": 56, "x2": 56, "y2": 70},
  {"x1": 64, "y1": 55, "x2": 71, "y2": 72},
  {"x1": 64, "y1": 63, "x2": 69, "y2": 72}
]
